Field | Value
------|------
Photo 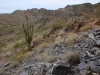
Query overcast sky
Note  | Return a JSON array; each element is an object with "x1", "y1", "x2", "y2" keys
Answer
[{"x1": 0, "y1": 0, "x2": 100, "y2": 13}]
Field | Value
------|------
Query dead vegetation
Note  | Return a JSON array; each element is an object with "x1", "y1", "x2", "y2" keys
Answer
[
  {"x1": 35, "y1": 50, "x2": 59, "y2": 63},
  {"x1": 79, "y1": 24, "x2": 92, "y2": 31},
  {"x1": 65, "y1": 32, "x2": 84, "y2": 45},
  {"x1": 61, "y1": 49, "x2": 81, "y2": 68}
]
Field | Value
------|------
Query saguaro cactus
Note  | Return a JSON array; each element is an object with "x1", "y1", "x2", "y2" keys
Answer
[{"x1": 23, "y1": 15, "x2": 33, "y2": 51}]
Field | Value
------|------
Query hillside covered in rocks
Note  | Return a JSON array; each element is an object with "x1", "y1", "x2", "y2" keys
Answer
[
  {"x1": 0, "y1": 2, "x2": 100, "y2": 75},
  {"x1": 3, "y1": 27, "x2": 100, "y2": 75}
]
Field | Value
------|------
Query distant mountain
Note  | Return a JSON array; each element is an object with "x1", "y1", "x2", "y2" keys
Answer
[{"x1": 0, "y1": 2, "x2": 100, "y2": 35}]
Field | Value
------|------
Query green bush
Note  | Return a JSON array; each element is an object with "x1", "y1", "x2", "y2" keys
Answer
[{"x1": 52, "y1": 21, "x2": 62, "y2": 30}]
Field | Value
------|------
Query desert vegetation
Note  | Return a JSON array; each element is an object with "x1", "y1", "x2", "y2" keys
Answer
[
  {"x1": 22, "y1": 15, "x2": 34, "y2": 51},
  {"x1": 0, "y1": 2, "x2": 100, "y2": 75}
]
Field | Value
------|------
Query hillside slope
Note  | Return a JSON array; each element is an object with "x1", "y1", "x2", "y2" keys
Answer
[{"x1": 0, "y1": 2, "x2": 100, "y2": 75}]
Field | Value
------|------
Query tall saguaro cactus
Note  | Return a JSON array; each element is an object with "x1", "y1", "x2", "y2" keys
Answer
[{"x1": 23, "y1": 15, "x2": 33, "y2": 51}]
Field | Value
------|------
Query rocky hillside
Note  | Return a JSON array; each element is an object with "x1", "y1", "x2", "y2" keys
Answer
[{"x1": 0, "y1": 2, "x2": 100, "y2": 75}]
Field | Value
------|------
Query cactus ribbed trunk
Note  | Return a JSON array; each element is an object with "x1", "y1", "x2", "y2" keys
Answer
[
  {"x1": 28, "y1": 42, "x2": 31, "y2": 51},
  {"x1": 23, "y1": 15, "x2": 33, "y2": 51}
]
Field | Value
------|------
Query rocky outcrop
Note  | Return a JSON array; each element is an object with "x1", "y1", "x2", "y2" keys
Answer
[{"x1": 2, "y1": 28, "x2": 100, "y2": 75}]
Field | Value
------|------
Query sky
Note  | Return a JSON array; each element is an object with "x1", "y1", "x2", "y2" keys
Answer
[{"x1": 0, "y1": 0, "x2": 100, "y2": 13}]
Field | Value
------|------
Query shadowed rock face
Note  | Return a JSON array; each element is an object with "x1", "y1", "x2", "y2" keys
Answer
[{"x1": 52, "y1": 65, "x2": 74, "y2": 75}]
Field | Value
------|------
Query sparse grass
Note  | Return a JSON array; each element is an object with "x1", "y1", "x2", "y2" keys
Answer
[
  {"x1": 16, "y1": 34, "x2": 23, "y2": 41},
  {"x1": 11, "y1": 49, "x2": 27, "y2": 63},
  {"x1": 9, "y1": 61, "x2": 20, "y2": 69},
  {"x1": 35, "y1": 42, "x2": 47, "y2": 50},
  {"x1": 0, "y1": 42, "x2": 5, "y2": 48},
  {"x1": 42, "y1": 30, "x2": 50, "y2": 38},
  {"x1": 11, "y1": 53, "x2": 24, "y2": 63},
  {"x1": 54, "y1": 38, "x2": 64, "y2": 44},
  {"x1": 65, "y1": 33, "x2": 83, "y2": 45},
  {"x1": 79, "y1": 25, "x2": 91, "y2": 31},
  {"x1": 36, "y1": 50, "x2": 58, "y2": 63},
  {"x1": 0, "y1": 69, "x2": 4, "y2": 75},
  {"x1": 40, "y1": 25, "x2": 48, "y2": 31},
  {"x1": 36, "y1": 25, "x2": 48, "y2": 32},
  {"x1": 12, "y1": 40, "x2": 26, "y2": 49},
  {"x1": 94, "y1": 3, "x2": 100, "y2": 17},
  {"x1": 68, "y1": 24, "x2": 76, "y2": 30},
  {"x1": 7, "y1": 38, "x2": 14, "y2": 42},
  {"x1": 78, "y1": 12, "x2": 84, "y2": 16}
]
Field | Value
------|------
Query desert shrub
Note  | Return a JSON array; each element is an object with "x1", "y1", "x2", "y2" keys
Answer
[
  {"x1": 65, "y1": 33, "x2": 84, "y2": 45},
  {"x1": 61, "y1": 50, "x2": 80, "y2": 61},
  {"x1": 68, "y1": 24, "x2": 76, "y2": 30},
  {"x1": 79, "y1": 25, "x2": 91, "y2": 31},
  {"x1": 35, "y1": 50, "x2": 58, "y2": 63},
  {"x1": 61, "y1": 50, "x2": 80, "y2": 67},
  {"x1": 51, "y1": 21, "x2": 62, "y2": 30}
]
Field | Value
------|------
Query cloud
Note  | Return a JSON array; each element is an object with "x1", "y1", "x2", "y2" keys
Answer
[{"x1": 0, "y1": 0, "x2": 100, "y2": 13}]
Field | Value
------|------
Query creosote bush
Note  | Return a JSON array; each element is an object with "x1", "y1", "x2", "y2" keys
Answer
[{"x1": 51, "y1": 21, "x2": 62, "y2": 31}]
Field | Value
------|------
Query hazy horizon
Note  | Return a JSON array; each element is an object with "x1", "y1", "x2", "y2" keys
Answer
[{"x1": 0, "y1": 0, "x2": 100, "y2": 13}]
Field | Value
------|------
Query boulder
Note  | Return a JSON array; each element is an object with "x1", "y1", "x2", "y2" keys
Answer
[
  {"x1": 52, "y1": 65, "x2": 74, "y2": 75},
  {"x1": 88, "y1": 33, "x2": 95, "y2": 40},
  {"x1": 96, "y1": 39, "x2": 100, "y2": 46}
]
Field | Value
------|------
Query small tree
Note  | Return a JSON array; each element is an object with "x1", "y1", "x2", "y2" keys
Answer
[{"x1": 22, "y1": 15, "x2": 33, "y2": 51}]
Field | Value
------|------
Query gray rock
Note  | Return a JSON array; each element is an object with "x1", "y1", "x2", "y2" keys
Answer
[
  {"x1": 52, "y1": 64, "x2": 74, "y2": 75},
  {"x1": 95, "y1": 35, "x2": 100, "y2": 39},
  {"x1": 96, "y1": 39, "x2": 100, "y2": 46},
  {"x1": 20, "y1": 71, "x2": 28, "y2": 75},
  {"x1": 4, "y1": 62, "x2": 10, "y2": 67},
  {"x1": 79, "y1": 70, "x2": 87, "y2": 75},
  {"x1": 91, "y1": 65, "x2": 100, "y2": 74},
  {"x1": 88, "y1": 33, "x2": 95, "y2": 40},
  {"x1": 78, "y1": 61, "x2": 85, "y2": 70},
  {"x1": 94, "y1": 28, "x2": 100, "y2": 32}
]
